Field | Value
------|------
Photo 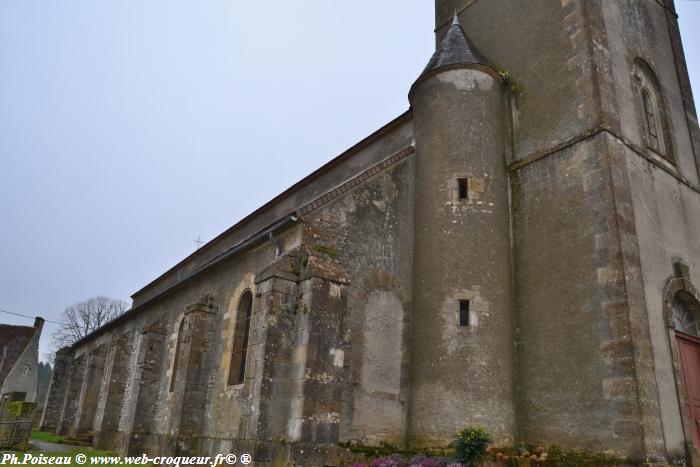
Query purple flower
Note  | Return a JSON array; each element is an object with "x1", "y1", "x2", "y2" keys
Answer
[{"x1": 370, "y1": 457, "x2": 402, "y2": 467}]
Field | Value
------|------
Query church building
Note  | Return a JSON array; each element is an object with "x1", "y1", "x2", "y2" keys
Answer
[{"x1": 42, "y1": 1, "x2": 700, "y2": 465}]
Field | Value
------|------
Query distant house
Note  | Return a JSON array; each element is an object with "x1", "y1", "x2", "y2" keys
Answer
[{"x1": 0, "y1": 317, "x2": 44, "y2": 403}]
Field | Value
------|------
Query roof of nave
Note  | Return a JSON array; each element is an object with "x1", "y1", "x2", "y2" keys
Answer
[
  {"x1": 67, "y1": 109, "x2": 416, "y2": 349},
  {"x1": 130, "y1": 110, "x2": 414, "y2": 305}
]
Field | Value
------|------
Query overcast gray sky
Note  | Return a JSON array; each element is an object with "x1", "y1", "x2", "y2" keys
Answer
[{"x1": 1, "y1": 2, "x2": 699, "y2": 360}]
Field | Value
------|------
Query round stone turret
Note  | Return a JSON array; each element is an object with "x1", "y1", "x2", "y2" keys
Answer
[{"x1": 407, "y1": 14, "x2": 516, "y2": 448}]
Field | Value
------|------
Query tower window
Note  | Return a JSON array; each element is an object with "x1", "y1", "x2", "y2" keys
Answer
[
  {"x1": 632, "y1": 61, "x2": 670, "y2": 160},
  {"x1": 459, "y1": 300, "x2": 470, "y2": 326},
  {"x1": 641, "y1": 89, "x2": 660, "y2": 152},
  {"x1": 458, "y1": 178, "x2": 468, "y2": 200}
]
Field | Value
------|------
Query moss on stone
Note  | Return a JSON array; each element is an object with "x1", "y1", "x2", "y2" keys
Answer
[
  {"x1": 337, "y1": 441, "x2": 452, "y2": 460},
  {"x1": 292, "y1": 254, "x2": 311, "y2": 276},
  {"x1": 337, "y1": 441, "x2": 399, "y2": 457},
  {"x1": 7, "y1": 401, "x2": 36, "y2": 420},
  {"x1": 543, "y1": 445, "x2": 634, "y2": 465},
  {"x1": 488, "y1": 445, "x2": 636, "y2": 466},
  {"x1": 314, "y1": 245, "x2": 337, "y2": 257},
  {"x1": 8, "y1": 401, "x2": 23, "y2": 419}
]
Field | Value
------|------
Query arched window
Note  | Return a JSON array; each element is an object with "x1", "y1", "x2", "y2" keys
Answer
[
  {"x1": 632, "y1": 61, "x2": 670, "y2": 160},
  {"x1": 671, "y1": 291, "x2": 700, "y2": 337},
  {"x1": 228, "y1": 290, "x2": 253, "y2": 386},
  {"x1": 169, "y1": 317, "x2": 188, "y2": 392}
]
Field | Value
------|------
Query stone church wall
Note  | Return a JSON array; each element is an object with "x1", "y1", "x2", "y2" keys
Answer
[
  {"x1": 40, "y1": 348, "x2": 71, "y2": 432},
  {"x1": 622, "y1": 141, "x2": 700, "y2": 458},
  {"x1": 581, "y1": 0, "x2": 700, "y2": 458},
  {"x1": 511, "y1": 133, "x2": 651, "y2": 455},
  {"x1": 308, "y1": 156, "x2": 415, "y2": 447},
  {"x1": 42, "y1": 119, "x2": 417, "y2": 465}
]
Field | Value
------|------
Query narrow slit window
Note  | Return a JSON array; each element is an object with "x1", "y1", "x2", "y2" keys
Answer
[
  {"x1": 459, "y1": 300, "x2": 470, "y2": 326},
  {"x1": 228, "y1": 290, "x2": 253, "y2": 386},
  {"x1": 169, "y1": 319, "x2": 186, "y2": 393},
  {"x1": 641, "y1": 89, "x2": 660, "y2": 151},
  {"x1": 458, "y1": 178, "x2": 468, "y2": 200}
]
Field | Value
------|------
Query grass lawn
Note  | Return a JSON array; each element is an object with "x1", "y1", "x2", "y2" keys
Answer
[{"x1": 30, "y1": 430, "x2": 63, "y2": 443}]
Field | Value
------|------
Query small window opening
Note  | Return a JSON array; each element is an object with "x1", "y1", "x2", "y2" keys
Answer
[
  {"x1": 228, "y1": 290, "x2": 253, "y2": 386},
  {"x1": 169, "y1": 318, "x2": 187, "y2": 393},
  {"x1": 458, "y1": 178, "x2": 468, "y2": 200},
  {"x1": 641, "y1": 89, "x2": 660, "y2": 152},
  {"x1": 459, "y1": 300, "x2": 470, "y2": 326}
]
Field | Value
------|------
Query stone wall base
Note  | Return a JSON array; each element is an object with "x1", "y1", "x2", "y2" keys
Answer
[{"x1": 115, "y1": 432, "x2": 361, "y2": 466}]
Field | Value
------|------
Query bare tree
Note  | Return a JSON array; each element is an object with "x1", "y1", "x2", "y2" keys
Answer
[{"x1": 51, "y1": 296, "x2": 129, "y2": 349}]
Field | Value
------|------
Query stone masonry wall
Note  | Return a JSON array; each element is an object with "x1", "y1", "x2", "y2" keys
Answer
[
  {"x1": 57, "y1": 353, "x2": 85, "y2": 436},
  {"x1": 511, "y1": 133, "x2": 663, "y2": 457},
  {"x1": 73, "y1": 344, "x2": 108, "y2": 437},
  {"x1": 94, "y1": 333, "x2": 134, "y2": 450},
  {"x1": 40, "y1": 348, "x2": 72, "y2": 432},
  {"x1": 41, "y1": 142, "x2": 414, "y2": 466},
  {"x1": 127, "y1": 321, "x2": 166, "y2": 454}
]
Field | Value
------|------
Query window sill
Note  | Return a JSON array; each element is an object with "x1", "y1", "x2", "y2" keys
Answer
[{"x1": 645, "y1": 146, "x2": 676, "y2": 171}]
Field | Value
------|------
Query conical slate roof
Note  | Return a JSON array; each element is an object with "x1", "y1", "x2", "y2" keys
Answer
[{"x1": 420, "y1": 14, "x2": 487, "y2": 75}]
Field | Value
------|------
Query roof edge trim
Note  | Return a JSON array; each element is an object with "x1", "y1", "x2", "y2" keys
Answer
[{"x1": 131, "y1": 110, "x2": 413, "y2": 300}]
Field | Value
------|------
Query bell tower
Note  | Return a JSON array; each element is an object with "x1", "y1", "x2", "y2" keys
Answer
[{"x1": 426, "y1": 0, "x2": 700, "y2": 462}]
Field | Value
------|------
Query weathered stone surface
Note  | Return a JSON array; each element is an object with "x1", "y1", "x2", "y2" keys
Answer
[
  {"x1": 40, "y1": 347, "x2": 71, "y2": 432},
  {"x1": 41, "y1": 1, "x2": 700, "y2": 465}
]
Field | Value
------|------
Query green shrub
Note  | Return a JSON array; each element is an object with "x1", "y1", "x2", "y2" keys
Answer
[{"x1": 453, "y1": 425, "x2": 492, "y2": 467}]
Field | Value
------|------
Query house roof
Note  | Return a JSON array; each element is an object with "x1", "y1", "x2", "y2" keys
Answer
[{"x1": 0, "y1": 324, "x2": 37, "y2": 387}]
